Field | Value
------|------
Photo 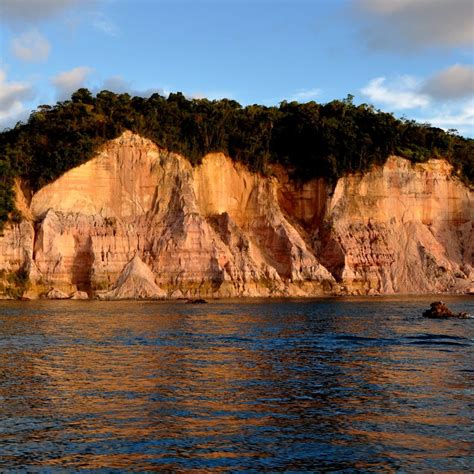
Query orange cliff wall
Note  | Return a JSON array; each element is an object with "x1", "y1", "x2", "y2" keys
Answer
[
  {"x1": 320, "y1": 157, "x2": 472, "y2": 294},
  {"x1": 0, "y1": 131, "x2": 471, "y2": 299}
]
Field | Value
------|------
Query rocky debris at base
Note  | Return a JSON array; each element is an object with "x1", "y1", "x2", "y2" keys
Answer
[
  {"x1": 44, "y1": 288, "x2": 89, "y2": 300},
  {"x1": 21, "y1": 289, "x2": 39, "y2": 300},
  {"x1": 422, "y1": 301, "x2": 470, "y2": 319},
  {"x1": 45, "y1": 288, "x2": 70, "y2": 299},
  {"x1": 70, "y1": 291, "x2": 89, "y2": 300},
  {"x1": 98, "y1": 255, "x2": 167, "y2": 300}
]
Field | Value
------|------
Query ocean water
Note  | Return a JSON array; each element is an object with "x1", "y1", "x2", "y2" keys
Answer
[{"x1": 0, "y1": 296, "x2": 472, "y2": 471}]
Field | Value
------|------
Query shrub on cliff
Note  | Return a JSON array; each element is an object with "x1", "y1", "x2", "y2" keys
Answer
[{"x1": 0, "y1": 89, "x2": 472, "y2": 228}]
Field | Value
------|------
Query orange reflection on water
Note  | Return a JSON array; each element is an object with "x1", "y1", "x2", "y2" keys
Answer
[{"x1": 0, "y1": 299, "x2": 472, "y2": 471}]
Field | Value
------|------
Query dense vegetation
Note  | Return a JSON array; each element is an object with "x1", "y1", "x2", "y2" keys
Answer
[{"x1": 0, "y1": 88, "x2": 472, "y2": 228}]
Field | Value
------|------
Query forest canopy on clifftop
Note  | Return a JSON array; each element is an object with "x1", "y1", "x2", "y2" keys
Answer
[{"x1": 0, "y1": 88, "x2": 472, "y2": 227}]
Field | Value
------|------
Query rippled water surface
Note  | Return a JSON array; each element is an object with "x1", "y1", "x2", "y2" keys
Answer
[{"x1": 0, "y1": 297, "x2": 473, "y2": 471}]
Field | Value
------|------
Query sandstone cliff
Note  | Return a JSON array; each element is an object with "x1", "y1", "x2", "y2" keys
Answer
[
  {"x1": 320, "y1": 157, "x2": 472, "y2": 294},
  {"x1": 0, "y1": 131, "x2": 471, "y2": 299}
]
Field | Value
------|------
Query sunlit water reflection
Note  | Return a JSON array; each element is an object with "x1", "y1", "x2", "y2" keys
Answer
[{"x1": 0, "y1": 296, "x2": 473, "y2": 471}]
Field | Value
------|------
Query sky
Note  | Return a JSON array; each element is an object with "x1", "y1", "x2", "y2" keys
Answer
[{"x1": 0, "y1": 0, "x2": 473, "y2": 136}]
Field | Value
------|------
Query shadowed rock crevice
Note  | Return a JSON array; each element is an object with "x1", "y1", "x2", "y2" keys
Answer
[{"x1": 72, "y1": 235, "x2": 94, "y2": 293}]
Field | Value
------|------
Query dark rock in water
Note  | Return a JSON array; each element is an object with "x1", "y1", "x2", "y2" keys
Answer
[
  {"x1": 186, "y1": 298, "x2": 208, "y2": 304},
  {"x1": 423, "y1": 301, "x2": 470, "y2": 319}
]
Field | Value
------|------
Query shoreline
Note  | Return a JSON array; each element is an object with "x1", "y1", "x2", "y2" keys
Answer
[{"x1": 1, "y1": 293, "x2": 472, "y2": 303}]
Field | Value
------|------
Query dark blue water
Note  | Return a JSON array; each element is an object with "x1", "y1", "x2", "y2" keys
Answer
[{"x1": 0, "y1": 296, "x2": 473, "y2": 471}]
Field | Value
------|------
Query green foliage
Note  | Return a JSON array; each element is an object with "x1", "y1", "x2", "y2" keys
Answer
[
  {"x1": 0, "y1": 267, "x2": 30, "y2": 299},
  {"x1": 0, "y1": 158, "x2": 15, "y2": 228},
  {"x1": 0, "y1": 88, "x2": 472, "y2": 231}
]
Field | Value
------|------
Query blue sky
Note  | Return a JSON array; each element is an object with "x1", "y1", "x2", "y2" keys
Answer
[{"x1": 1, "y1": 0, "x2": 473, "y2": 136}]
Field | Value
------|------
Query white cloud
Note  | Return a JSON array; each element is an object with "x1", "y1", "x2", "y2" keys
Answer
[
  {"x1": 11, "y1": 29, "x2": 51, "y2": 62},
  {"x1": 422, "y1": 100, "x2": 474, "y2": 129},
  {"x1": 98, "y1": 76, "x2": 166, "y2": 97},
  {"x1": 0, "y1": 69, "x2": 35, "y2": 129},
  {"x1": 358, "y1": 0, "x2": 414, "y2": 14},
  {"x1": 102, "y1": 76, "x2": 131, "y2": 93},
  {"x1": 421, "y1": 64, "x2": 474, "y2": 100},
  {"x1": 93, "y1": 13, "x2": 118, "y2": 36},
  {"x1": 0, "y1": 100, "x2": 23, "y2": 123},
  {"x1": 0, "y1": 102, "x2": 31, "y2": 130},
  {"x1": 52, "y1": 66, "x2": 93, "y2": 100},
  {"x1": 0, "y1": 70, "x2": 34, "y2": 113},
  {"x1": 289, "y1": 88, "x2": 321, "y2": 102},
  {"x1": 412, "y1": 100, "x2": 474, "y2": 137},
  {"x1": 361, "y1": 68, "x2": 474, "y2": 136},
  {"x1": 362, "y1": 64, "x2": 474, "y2": 113},
  {"x1": 361, "y1": 76, "x2": 430, "y2": 110},
  {"x1": 0, "y1": 0, "x2": 82, "y2": 24},
  {"x1": 356, "y1": 0, "x2": 474, "y2": 51}
]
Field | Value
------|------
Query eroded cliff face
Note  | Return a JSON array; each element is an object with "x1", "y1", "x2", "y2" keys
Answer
[
  {"x1": 0, "y1": 131, "x2": 472, "y2": 299},
  {"x1": 320, "y1": 157, "x2": 472, "y2": 294}
]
